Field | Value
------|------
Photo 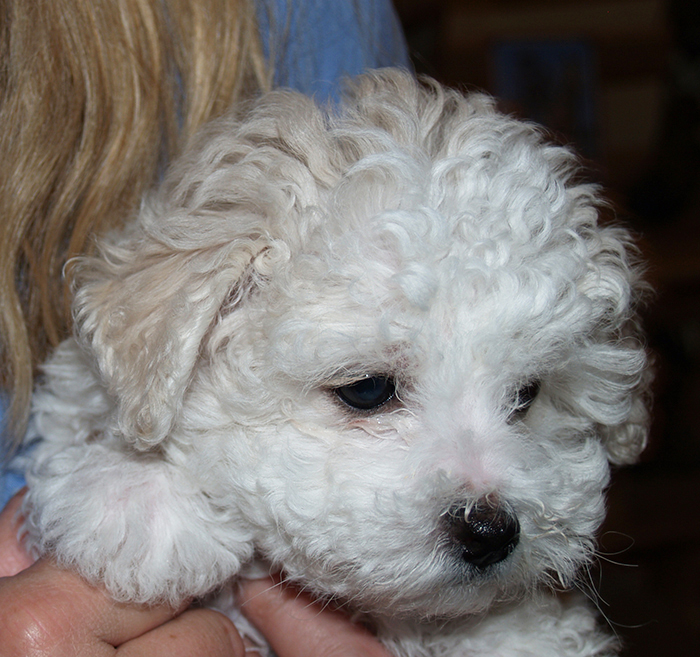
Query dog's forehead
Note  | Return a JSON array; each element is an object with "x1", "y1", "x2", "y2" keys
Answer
[
  {"x1": 262, "y1": 206, "x2": 590, "y2": 388},
  {"x1": 239, "y1": 87, "x2": 608, "y2": 380},
  {"x1": 283, "y1": 108, "x2": 590, "y2": 296},
  {"x1": 285, "y1": 146, "x2": 589, "y2": 322}
]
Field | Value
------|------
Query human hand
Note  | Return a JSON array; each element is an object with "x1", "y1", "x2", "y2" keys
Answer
[
  {"x1": 237, "y1": 575, "x2": 392, "y2": 657},
  {"x1": 0, "y1": 492, "x2": 391, "y2": 656},
  {"x1": 0, "y1": 490, "x2": 33, "y2": 577}
]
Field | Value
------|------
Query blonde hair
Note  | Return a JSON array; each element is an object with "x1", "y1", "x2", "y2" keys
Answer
[{"x1": 0, "y1": 0, "x2": 270, "y2": 448}]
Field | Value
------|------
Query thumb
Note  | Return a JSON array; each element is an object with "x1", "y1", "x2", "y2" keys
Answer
[
  {"x1": 0, "y1": 489, "x2": 34, "y2": 577},
  {"x1": 238, "y1": 576, "x2": 393, "y2": 657}
]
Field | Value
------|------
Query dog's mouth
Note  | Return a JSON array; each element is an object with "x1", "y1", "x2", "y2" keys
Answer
[{"x1": 261, "y1": 495, "x2": 525, "y2": 620}]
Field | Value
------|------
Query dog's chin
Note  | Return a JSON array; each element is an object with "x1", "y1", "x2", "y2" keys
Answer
[
  {"x1": 304, "y1": 578, "x2": 519, "y2": 622},
  {"x1": 273, "y1": 548, "x2": 540, "y2": 621}
]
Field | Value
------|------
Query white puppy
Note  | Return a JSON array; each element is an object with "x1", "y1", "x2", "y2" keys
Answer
[{"x1": 22, "y1": 69, "x2": 650, "y2": 656}]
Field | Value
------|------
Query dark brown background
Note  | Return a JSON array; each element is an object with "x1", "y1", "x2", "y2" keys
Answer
[{"x1": 393, "y1": 1, "x2": 700, "y2": 654}]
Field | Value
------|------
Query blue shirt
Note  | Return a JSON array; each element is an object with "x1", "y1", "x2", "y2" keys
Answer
[
  {"x1": 258, "y1": 0, "x2": 410, "y2": 101},
  {"x1": 0, "y1": 0, "x2": 410, "y2": 510}
]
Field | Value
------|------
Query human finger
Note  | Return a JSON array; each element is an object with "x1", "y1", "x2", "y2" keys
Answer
[
  {"x1": 115, "y1": 606, "x2": 245, "y2": 657},
  {"x1": 238, "y1": 577, "x2": 393, "y2": 657},
  {"x1": 0, "y1": 558, "x2": 179, "y2": 656},
  {"x1": 0, "y1": 489, "x2": 33, "y2": 577}
]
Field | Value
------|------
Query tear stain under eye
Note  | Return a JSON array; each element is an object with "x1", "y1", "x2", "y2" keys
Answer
[
  {"x1": 289, "y1": 409, "x2": 412, "y2": 446},
  {"x1": 346, "y1": 409, "x2": 414, "y2": 444},
  {"x1": 289, "y1": 419, "x2": 347, "y2": 442}
]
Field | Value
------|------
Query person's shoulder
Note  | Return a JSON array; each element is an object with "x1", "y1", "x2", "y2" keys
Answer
[
  {"x1": 256, "y1": 0, "x2": 411, "y2": 102},
  {"x1": 0, "y1": 469, "x2": 25, "y2": 510}
]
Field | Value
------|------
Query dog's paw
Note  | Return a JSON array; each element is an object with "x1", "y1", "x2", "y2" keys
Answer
[{"x1": 22, "y1": 442, "x2": 253, "y2": 605}]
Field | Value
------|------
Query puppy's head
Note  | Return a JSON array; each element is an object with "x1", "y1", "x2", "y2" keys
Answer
[{"x1": 74, "y1": 69, "x2": 650, "y2": 618}]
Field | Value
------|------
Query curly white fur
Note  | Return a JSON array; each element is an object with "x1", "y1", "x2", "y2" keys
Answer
[{"x1": 22, "y1": 69, "x2": 650, "y2": 657}]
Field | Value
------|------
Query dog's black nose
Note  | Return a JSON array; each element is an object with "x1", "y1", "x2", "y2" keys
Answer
[{"x1": 444, "y1": 497, "x2": 520, "y2": 569}]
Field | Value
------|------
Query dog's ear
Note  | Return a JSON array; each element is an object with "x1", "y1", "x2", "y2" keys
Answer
[
  {"x1": 600, "y1": 377, "x2": 651, "y2": 466},
  {"x1": 573, "y1": 223, "x2": 652, "y2": 467},
  {"x1": 68, "y1": 98, "x2": 327, "y2": 449},
  {"x1": 72, "y1": 218, "x2": 269, "y2": 449}
]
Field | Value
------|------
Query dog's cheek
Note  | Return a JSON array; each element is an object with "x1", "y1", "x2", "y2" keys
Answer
[
  {"x1": 208, "y1": 417, "x2": 413, "y2": 540},
  {"x1": 508, "y1": 432, "x2": 611, "y2": 585}
]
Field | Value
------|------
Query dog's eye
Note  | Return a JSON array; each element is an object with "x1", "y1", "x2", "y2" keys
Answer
[
  {"x1": 508, "y1": 380, "x2": 541, "y2": 420},
  {"x1": 334, "y1": 376, "x2": 396, "y2": 411}
]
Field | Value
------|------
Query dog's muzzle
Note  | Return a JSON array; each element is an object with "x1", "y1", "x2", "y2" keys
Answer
[{"x1": 444, "y1": 496, "x2": 520, "y2": 569}]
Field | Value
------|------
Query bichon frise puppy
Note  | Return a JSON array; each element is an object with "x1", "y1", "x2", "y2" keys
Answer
[{"x1": 22, "y1": 69, "x2": 650, "y2": 656}]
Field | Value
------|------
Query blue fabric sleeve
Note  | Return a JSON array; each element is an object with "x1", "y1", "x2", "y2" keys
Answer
[
  {"x1": 256, "y1": 0, "x2": 411, "y2": 102},
  {"x1": 0, "y1": 468, "x2": 25, "y2": 510},
  {"x1": 0, "y1": 405, "x2": 25, "y2": 508}
]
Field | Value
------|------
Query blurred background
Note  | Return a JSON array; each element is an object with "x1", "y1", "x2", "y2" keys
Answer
[{"x1": 392, "y1": 1, "x2": 700, "y2": 654}]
